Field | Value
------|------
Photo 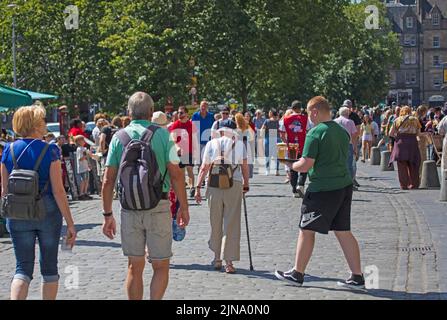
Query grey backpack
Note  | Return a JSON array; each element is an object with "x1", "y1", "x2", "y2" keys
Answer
[
  {"x1": 1, "y1": 141, "x2": 50, "y2": 221},
  {"x1": 116, "y1": 126, "x2": 167, "y2": 211}
]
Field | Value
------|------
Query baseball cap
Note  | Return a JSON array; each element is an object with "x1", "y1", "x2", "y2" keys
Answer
[
  {"x1": 291, "y1": 100, "x2": 302, "y2": 110},
  {"x1": 222, "y1": 106, "x2": 231, "y2": 113},
  {"x1": 152, "y1": 111, "x2": 169, "y2": 127},
  {"x1": 217, "y1": 119, "x2": 237, "y2": 131},
  {"x1": 342, "y1": 99, "x2": 353, "y2": 107}
]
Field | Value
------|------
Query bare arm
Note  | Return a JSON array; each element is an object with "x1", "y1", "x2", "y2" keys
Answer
[
  {"x1": 101, "y1": 166, "x2": 117, "y2": 214},
  {"x1": 50, "y1": 160, "x2": 74, "y2": 226},
  {"x1": 50, "y1": 160, "x2": 77, "y2": 246},
  {"x1": 168, "y1": 162, "x2": 190, "y2": 227},
  {"x1": 1, "y1": 163, "x2": 8, "y2": 197},
  {"x1": 99, "y1": 133, "x2": 107, "y2": 154},
  {"x1": 241, "y1": 159, "x2": 249, "y2": 189},
  {"x1": 292, "y1": 157, "x2": 315, "y2": 173}
]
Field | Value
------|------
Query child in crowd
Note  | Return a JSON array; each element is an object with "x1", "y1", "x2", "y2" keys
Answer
[{"x1": 74, "y1": 135, "x2": 93, "y2": 200}]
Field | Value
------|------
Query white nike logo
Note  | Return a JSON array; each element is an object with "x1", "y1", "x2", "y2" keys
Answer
[{"x1": 300, "y1": 212, "x2": 322, "y2": 228}]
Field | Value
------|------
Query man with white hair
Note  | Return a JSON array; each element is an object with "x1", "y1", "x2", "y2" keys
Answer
[
  {"x1": 335, "y1": 107, "x2": 358, "y2": 185},
  {"x1": 101, "y1": 92, "x2": 189, "y2": 300}
]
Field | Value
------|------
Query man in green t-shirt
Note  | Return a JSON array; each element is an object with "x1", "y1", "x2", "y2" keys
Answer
[
  {"x1": 275, "y1": 96, "x2": 365, "y2": 290},
  {"x1": 101, "y1": 92, "x2": 190, "y2": 300}
]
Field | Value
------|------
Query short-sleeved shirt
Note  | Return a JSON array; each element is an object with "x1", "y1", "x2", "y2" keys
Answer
[
  {"x1": 302, "y1": 121, "x2": 352, "y2": 192},
  {"x1": 169, "y1": 120, "x2": 197, "y2": 154},
  {"x1": 361, "y1": 123, "x2": 373, "y2": 135},
  {"x1": 254, "y1": 117, "x2": 266, "y2": 132},
  {"x1": 262, "y1": 119, "x2": 280, "y2": 140},
  {"x1": 192, "y1": 111, "x2": 214, "y2": 145},
  {"x1": 92, "y1": 126, "x2": 101, "y2": 145},
  {"x1": 100, "y1": 126, "x2": 119, "y2": 157},
  {"x1": 282, "y1": 114, "x2": 308, "y2": 153},
  {"x1": 202, "y1": 136, "x2": 247, "y2": 182},
  {"x1": 106, "y1": 120, "x2": 180, "y2": 192},
  {"x1": 76, "y1": 146, "x2": 89, "y2": 174},
  {"x1": 334, "y1": 116, "x2": 357, "y2": 142},
  {"x1": 392, "y1": 116, "x2": 421, "y2": 135},
  {"x1": 1, "y1": 139, "x2": 61, "y2": 195}
]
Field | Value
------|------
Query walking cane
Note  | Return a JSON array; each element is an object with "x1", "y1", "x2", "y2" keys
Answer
[{"x1": 243, "y1": 193, "x2": 254, "y2": 271}]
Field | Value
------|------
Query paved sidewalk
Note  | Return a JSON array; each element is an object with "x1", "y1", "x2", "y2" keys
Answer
[{"x1": 0, "y1": 163, "x2": 445, "y2": 300}]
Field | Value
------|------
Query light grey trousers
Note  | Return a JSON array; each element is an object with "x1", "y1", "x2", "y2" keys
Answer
[{"x1": 206, "y1": 181, "x2": 243, "y2": 261}]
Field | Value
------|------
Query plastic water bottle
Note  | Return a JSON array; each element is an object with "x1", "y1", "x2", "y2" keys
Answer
[
  {"x1": 61, "y1": 236, "x2": 73, "y2": 253},
  {"x1": 172, "y1": 219, "x2": 186, "y2": 242}
]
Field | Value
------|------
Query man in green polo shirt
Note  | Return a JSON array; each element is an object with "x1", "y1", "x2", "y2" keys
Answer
[
  {"x1": 275, "y1": 96, "x2": 365, "y2": 290},
  {"x1": 101, "y1": 92, "x2": 189, "y2": 300}
]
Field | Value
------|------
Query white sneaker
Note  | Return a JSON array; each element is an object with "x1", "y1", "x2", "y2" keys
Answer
[{"x1": 265, "y1": 171, "x2": 269, "y2": 176}]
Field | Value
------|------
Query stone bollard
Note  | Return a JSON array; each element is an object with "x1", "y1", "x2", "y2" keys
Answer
[
  {"x1": 370, "y1": 147, "x2": 381, "y2": 165},
  {"x1": 380, "y1": 151, "x2": 394, "y2": 171},
  {"x1": 440, "y1": 169, "x2": 447, "y2": 201},
  {"x1": 420, "y1": 160, "x2": 440, "y2": 189}
]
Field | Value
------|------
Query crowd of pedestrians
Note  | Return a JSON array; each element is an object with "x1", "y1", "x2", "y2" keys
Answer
[{"x1": 1, "y1": 91, "x2": 446, "y2": 300}]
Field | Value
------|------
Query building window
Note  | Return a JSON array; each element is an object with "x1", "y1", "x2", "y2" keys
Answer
[
  {"x1": 390, "y1": 71, "x2": 396, "y2": 85},
  {"x1": 405, "y1": 72, "x2": 417, "y2": 85},
  {"x1": 404, "y1": 34, "x2": 417, "y2": 46},
  {"x1": 433, "y1": 55, "x2": 441, "y2": 67},
  {"x1": 406, "y1": 17, "x2": 414, "y2": 29},
  {"x1": 433, "y1": 13, "x2": 440, "y2": 26},
  {"x1": 433, "y1": 36, "x2": 440, "y2": 48},
  {"x1": 433, "y1": 75, "x2": 442, "y2": 88},
  {"x1": 404, "y1": 51, "x2": 417, "y2": 65}
]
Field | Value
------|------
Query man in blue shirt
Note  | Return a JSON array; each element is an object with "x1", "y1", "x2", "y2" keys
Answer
[{"x1": 192, "y1": 100, "x2": 214, "y2": 163}]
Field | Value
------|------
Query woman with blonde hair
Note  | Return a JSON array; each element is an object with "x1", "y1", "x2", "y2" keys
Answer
[
  {"x1": 389, "y1": 106, "x2": 422, "y2": 189},
  {"x1": 235, "y1": 113, "x2": 255, "y2": 178},
  {"x1": 1, "y1": 106, "x2": 76, "y2": 299}
]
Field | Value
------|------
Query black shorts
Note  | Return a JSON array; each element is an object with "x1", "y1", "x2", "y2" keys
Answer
[{"x1": 299, "y1": 184, "x2": 353, "y2": 234}]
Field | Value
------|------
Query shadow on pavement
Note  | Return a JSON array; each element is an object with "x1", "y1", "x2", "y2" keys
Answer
[
  {"x1": 246, "y1": 195, "x2": 290, "y2": 198},
  {"x1": 298, "y1": 284, "x2": 443, "y2": 300},
  {"x1": 73, "y1": 240, "x2": 121, "y2": 248},
  {"x1": 62, "y1": 224, "x2": 102, "y2": 234},
  {"x1": 170, "y1": 264, "x2": 277, "y2": 280},
  {"x1": 251, "y1": 182, "x2": 288, "y2": 186}
]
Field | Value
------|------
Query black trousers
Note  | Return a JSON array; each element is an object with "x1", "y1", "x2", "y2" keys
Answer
[{"x1": 291, "y1": 170, "x2": 307, "y2": 192}]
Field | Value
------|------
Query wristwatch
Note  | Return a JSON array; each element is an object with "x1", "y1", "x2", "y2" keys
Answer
[{"x1": 103, "y1": 212, "x2": 113, "y2": 217}]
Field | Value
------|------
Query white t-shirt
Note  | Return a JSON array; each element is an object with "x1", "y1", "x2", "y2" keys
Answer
[
  {"x1": 76, "y1": 146, "x2": 89, "y2": 174},
  {"x1": 371, "y1": 121, "x2": 380, "y2": 136},
  {"x1": 92, "y1": 126, "x2": 101, "y2": 145},
  {"x1": 202, "y1": 136, "x2": 247, "y2": 182}
]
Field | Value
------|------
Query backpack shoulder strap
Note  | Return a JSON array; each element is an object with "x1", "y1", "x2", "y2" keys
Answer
[
  {"x1": 115, "y1": 129, "x2": 132, "y2": 147},
  {"x1": 10, "y1": 142, "x2": 18, "y2": 169},
  {"x1": 33, "y1": 143, "x2": 50, "y2": 171},
  {"x1": 141, "y1": 125, "x2": 160, "y2": 144}
]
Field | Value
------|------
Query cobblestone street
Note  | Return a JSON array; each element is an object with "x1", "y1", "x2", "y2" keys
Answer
[{"x1": 1, "y1": 162, "x2": 446, "y2": 300}]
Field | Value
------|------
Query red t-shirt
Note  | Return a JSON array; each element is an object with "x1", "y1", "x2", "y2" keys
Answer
[
  {"x1": 249, "y1": 122, "x2": 256, "y2": 132},
  {"x1": 68, "y1": 127, "x2": 88, "y2": 139},
  {"x1": 168, "y1": 120, "x2": 196, "y2": 154},
  {"x1": 283, "y1": 114, "x2": 308, "y2": 154}
]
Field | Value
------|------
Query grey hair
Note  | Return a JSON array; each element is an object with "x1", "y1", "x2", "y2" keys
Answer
[
  {"x1": 128, "y1": 92, "x2": 154, "y2": 120},
  {"x1": 339, "y1": 107, "x2": 350, "y2": 117}
]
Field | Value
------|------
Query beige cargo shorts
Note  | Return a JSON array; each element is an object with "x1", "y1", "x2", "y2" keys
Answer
[{"x1": 120, "y1": 200, "x2": 172, "y2": 261}]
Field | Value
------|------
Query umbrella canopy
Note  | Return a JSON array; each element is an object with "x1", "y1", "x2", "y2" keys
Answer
[
  {"x1": 16, "y1": 89, "x2": 58, "y2": 100},
  {"x1": 0, "y1": 83, "x2": 33, "y2": 109}
]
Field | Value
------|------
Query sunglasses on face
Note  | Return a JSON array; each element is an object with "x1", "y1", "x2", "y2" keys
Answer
[
  {"x1": 222, "y1": 112, "x2": 229, "y2": 115},
  {"x1": 179, "y1": 111, "x2": 186, "y2": 115}
]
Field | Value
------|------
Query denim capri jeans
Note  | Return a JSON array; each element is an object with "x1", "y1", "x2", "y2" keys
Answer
[{"x1": 6, "y1": 195, "x2": 63, "y2": 284}]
